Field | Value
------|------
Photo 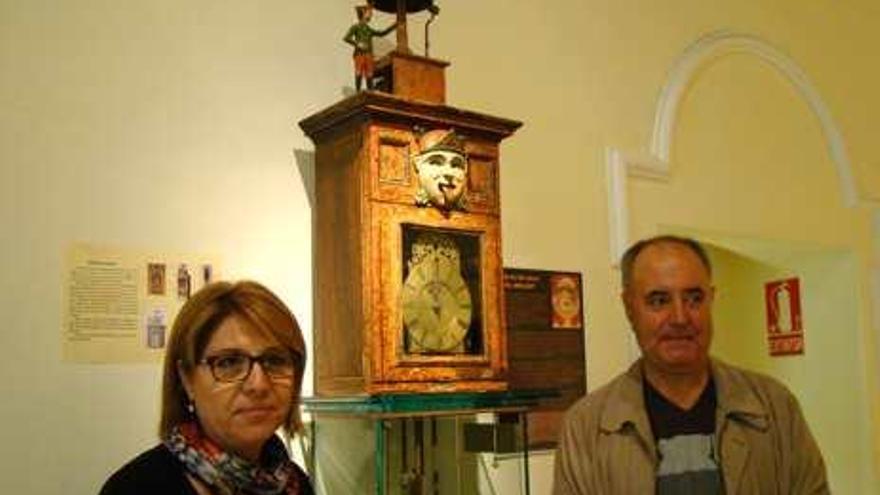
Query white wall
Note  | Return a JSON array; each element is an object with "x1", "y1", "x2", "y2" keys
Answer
[{"x1": 1, "y1": 1, "x2": 332, "y2": 492}]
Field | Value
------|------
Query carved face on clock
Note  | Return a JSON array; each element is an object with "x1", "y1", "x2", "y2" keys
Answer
[{"x1": 413, "y1": 129, "x2": 468, "y2": 210}]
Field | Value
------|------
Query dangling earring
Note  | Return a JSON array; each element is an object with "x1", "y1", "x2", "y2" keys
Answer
[{"x1": 187, "y1": 400, "x2": 195, "y2": 415}]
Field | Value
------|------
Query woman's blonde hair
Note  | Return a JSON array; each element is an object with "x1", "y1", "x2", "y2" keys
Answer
[{"x1": 158, "y1": 280, "x2": 306, "y2": 438}]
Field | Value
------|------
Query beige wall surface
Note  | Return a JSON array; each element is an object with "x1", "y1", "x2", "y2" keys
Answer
[{"x1": 2, "y1": 0, "x2": 879, "y2": 493}]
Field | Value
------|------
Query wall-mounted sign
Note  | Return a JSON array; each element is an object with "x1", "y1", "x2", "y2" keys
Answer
[
  {"x1": 63, "y1": 243, "x2": 220, "y2": 363},
  {"x1": 503, "y1": 268, "x2": 586, "y2": 449},
  {"x1": 764, "y1": 277, "x2": 804, "y2": 356}
]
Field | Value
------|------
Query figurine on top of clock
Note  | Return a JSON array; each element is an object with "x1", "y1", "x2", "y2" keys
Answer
[
  {"x1": 343, "y1": 3, "x2": 397, "y2": 91},
  {"x1": 412, "y1": 128, "x2": 468, "y2": 211}
]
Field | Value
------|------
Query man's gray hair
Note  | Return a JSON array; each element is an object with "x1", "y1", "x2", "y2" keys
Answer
[{"x1": 620, "y1": 235, "x2": 712, "y2": 288}]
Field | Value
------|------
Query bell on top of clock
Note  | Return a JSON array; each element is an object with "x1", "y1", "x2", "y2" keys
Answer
[{"x1": 370, "y1": 0, "x2": 439, "y2": 55}]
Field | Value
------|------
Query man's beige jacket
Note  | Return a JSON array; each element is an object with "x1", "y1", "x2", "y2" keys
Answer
[{"x1": 552, "y1": 359, "x2": 829, "y2": 494}]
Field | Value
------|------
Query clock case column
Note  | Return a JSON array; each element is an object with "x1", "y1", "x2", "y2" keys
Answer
[{"x1": 300, "y1": 90, "x2": 520, "y2": 396}]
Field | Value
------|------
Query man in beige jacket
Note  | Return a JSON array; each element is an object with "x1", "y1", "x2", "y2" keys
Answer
[{"x1": 553, "y1": 235, "x2": 828, "y2": 494}]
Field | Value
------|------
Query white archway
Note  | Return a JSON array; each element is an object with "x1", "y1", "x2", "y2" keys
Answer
[{"x1": 606, "y1": 30, "x2": 857, "y2": 264}]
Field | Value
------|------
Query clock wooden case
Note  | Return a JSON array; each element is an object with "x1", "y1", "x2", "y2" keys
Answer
[{"x1": 300, "y1": 88, "x2": 520, "y2": 396}]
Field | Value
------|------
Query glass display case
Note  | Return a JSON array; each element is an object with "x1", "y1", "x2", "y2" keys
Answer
[{"x1": 303, "y1": 390, "x2": 551, "y2": 495}]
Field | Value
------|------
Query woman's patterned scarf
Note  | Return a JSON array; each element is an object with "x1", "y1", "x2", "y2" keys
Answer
[{"x1": 165, "y1": 422, "x2": 302, "y2": 495}]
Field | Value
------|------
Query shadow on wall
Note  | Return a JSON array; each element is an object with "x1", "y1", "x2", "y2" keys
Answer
[{"x1": 293, "y1": 149, "x2": 316, "y2": 210}]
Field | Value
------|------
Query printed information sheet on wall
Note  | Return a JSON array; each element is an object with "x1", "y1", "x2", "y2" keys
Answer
[{"x1": 63, "y1": 243, "x2": 220, "y2": 363}]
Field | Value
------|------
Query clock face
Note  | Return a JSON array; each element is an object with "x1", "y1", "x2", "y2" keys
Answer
[{"x1": 401, "y1": 228, "x2": 481, "y2": 354}]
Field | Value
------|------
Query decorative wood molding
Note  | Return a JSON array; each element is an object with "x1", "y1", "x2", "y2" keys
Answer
[
  {"x1": 872, "y1": 210, "x2": 880, "y2": 391},
  {"x1": 604, "y1": 148, "x2": 629, "y2": 267},
  {"x1": 607, "y1": 30, "x2": 858, "y2": 265}
]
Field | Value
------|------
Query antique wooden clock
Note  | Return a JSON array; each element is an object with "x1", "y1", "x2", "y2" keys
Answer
[{"x1": 299, "y1": 0, "x2": 521, "y2": 396}]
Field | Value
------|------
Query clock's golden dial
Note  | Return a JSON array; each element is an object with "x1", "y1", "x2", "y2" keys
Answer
[{"x1": 401, "y1": 232, "x2": 472, "y2": 353}]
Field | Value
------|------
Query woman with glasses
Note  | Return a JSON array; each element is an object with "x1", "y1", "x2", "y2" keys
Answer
[{"x1": 101, "y1": 280, "x2": 313, "y2": 495}]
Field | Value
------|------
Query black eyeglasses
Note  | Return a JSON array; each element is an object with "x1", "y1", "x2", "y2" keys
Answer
[{"x1": 199, "y1": 350, "x2": 298, "y2": 383}]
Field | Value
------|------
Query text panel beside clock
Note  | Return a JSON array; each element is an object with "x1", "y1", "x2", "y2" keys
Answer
[{"x1": 504, "y1": 268, "x2": 586, "y2": 448}]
